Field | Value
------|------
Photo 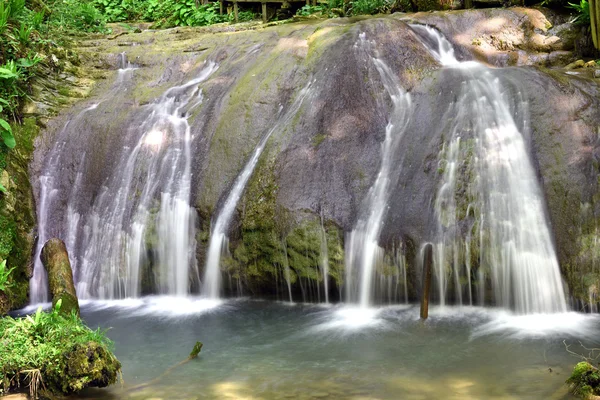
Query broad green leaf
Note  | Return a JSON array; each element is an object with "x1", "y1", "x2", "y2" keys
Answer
[
  {"x1": 0, "y1": 67, "x2": 16, "y2": 79},
  {"x1": 0, "y1": 119, "x2": 16, "y2": 149},
  {"x1": 0, "y1": 182, "x2": 5, "y2": 193}
]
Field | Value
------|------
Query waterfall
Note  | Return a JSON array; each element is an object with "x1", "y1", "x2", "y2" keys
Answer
[
  {"x1": 411, "y1": 24, "x2": 567, "y2": 314},
  {"x1": 30, "y1": 60, "x2": 217, "y2": 302},
  {"x1": 202, "y1": 84, "x2": 313, "y2": 299},
  {"x1": 344, "y1": 33, "x2": 412, "y2": 308},
  {"x1": 30, "y1": 101, "x2": 106, "y2": 303}
]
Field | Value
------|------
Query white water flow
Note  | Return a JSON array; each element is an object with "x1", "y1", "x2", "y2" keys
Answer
[
  {"x1": 31, "y1": 61, "x2": 218, "y2": 302},
  {"x1": 31, "y1": 54, "x2": 140, "y2": 303},
  {"x1": 412, "y1": 25, "x2": 567, "y2": 314},
  {"x1": 78, "y1": 62, "x2": 217, "y2": 299},
  {"x1": 202, "y1": 85, "x2": 313, "y2": 299},
  {"x1": 345, "y1": 34, "x2": 412, "y2": 308}
]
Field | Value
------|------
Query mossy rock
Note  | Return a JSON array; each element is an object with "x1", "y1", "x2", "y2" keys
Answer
[
  {"x1": 567, "y1": 361, "x2": 600, "y2": 398},
  {"x1": 55, "y1": 341, "x2": 122, "y2": 393}
]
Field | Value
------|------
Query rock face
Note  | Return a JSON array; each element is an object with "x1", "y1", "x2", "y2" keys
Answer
[
  {"x1": 40, "y1": 238, "x2": 79, "y2": 316},
  {"x1": 0, "y1": 118, "x2": 37, "y2": 311},
  {"x1": 408, "y1": 8, "x2": 580, "y2": 66},
  {"x1": 30, "y1": 9, "x2": 600, "y2": 307}
]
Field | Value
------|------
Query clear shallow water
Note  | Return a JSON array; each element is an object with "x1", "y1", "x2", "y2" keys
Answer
[{"x1": 52, "y1": 299, "x2": 600, "y2": 400}]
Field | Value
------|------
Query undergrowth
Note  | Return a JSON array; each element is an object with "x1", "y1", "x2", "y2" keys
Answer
[{"x1": 0, "y1": 300, "x2": 119, "y2": 397}]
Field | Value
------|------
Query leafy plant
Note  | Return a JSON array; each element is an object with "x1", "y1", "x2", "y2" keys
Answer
[
  {"x1": 0, "y1": 259, "x2": 15, "y2": 291},
  {"x1": 349, "y1": 0, "x2": 391, "y2": 15},
  {"x1": 297, "y1": 4, "x2": 326, "y2": 16},
  {"x1": 14, "y1": 22, "x2": 33, "y2": 46},
  {"x1": 569, "y1": 0, "x2": 590, "y2": 25},
  {"x1": 47, "y1": 0, "x2": 106, "y2": 33}
]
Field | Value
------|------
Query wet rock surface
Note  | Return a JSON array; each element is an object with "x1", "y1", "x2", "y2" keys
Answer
[{"x1": 31, "y1": 10, "x2": 600, "y2": 303}]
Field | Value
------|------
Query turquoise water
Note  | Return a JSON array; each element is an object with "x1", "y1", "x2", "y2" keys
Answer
[{"x1": 68, "y1": 298, "x2": 600, "y2": 399}]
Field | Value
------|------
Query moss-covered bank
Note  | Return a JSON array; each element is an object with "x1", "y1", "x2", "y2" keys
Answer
[{"x1": 0, "y1": 303, "x2": 121, "y2": 398}]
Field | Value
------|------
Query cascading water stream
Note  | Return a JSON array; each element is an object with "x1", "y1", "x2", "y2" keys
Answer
[
  {"x1": 30, "y1": 55, "x2": 138, "y2": 303},
  {"x1": 344, "y1": 33, "x2": 412, "y2": 308},
  {"x1": 30, "y1": 60, "x2": 217, "y2": 302},
  {"x1": 411, "y1": 24, "x2": 567, "y2": 314},
  {"x1": 202, "y1": 84, "x2": 313, "y2": 299}
]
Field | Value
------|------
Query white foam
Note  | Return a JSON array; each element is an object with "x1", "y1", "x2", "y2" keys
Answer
[
  {"x1": 472, "y1": 311, "x2": 600, "y2": 339},
  {"x1": 79, "y1": 296, "x2": 226, "y2": 318}
]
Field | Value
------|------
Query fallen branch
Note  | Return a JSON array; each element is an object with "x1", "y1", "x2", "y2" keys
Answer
[
  {"x1": 564, "y1": 340, "x2": 600, "y2": 364},
  {"x1": 108, "y1": 32, "x2": 129, "y2": 40},
  {"x1": 126, "y1": 341, "x2": 203, "y2": 393}
]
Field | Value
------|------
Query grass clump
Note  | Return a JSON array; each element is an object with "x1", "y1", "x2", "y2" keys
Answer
[{"x1": 0, "y1": 300, "x2": 121, "y2": 397}]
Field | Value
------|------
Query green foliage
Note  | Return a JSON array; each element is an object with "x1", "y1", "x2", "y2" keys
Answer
[
  {"x1": 569, "y1": 0, "x2": 590, "y2": 25},
  {"x1": 46, "y1": 0, "x2": 106, "y2": 33},
  {"x1": 146, "y1": 0, "x2": 229, "y2": 28},
  {"x1": 296, "y1": 0, "x2": 391, "y2": 17},
  {"x1": 349, "y1": 0, "x2": 391, "y2": 14},
  {"x1": 0, "y1": 260, "x2": 14, "y2": 292},
  {"x1": 297, "y1": 4, "x2": 327, "y2": 16},
  {"x1": 0, "y1": 301, "x2": 118, "y2": 396},
  {"x1": 93, "y1": 0, "x2": 146, "y2": 22}
]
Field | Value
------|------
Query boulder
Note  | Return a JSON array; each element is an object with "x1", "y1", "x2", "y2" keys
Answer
[
  {"x1": 565, "y1": 59, "x2": 586, "y2": 69},
  {"x1": 40, "y1": 238, "x2": 79, "y2": 317}
]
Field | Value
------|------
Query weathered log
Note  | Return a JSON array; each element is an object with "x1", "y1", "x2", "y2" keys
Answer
[
  {"x1": 420, "y1": 243, "x2": 433, "y2": 320},
  {"x1": 40, "y1": 238, "x2": 79, "y2": 317},
  {"x1": 591, "y1": 0, "x2": 599, "y2": 49}
]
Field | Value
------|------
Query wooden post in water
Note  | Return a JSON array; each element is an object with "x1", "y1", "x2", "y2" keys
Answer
[
  {"x1": 590, "y1": 0, "x2": 599, "y2": 50},
  {"x1": 262, "y1": 2, "x2": 267, "y2": 23},
  {"x1": 420, "y1": 243, "x2": 433, "y2": 320},
  {"x1": 234, "y1": 1, "x2": 239, "y2": 22}
]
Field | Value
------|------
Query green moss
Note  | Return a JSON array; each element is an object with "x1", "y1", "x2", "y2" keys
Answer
[
  {"x1": 312, "y1": 133, "x2": 327, "y2": 147},
  {"x1": 567, "y1": 361, "x2": 600, "y2": 398},
  {"x1": 0, "y1": 216, "x2": 16, "y2": 259},
  {"x1": 0, "y1": 305, "x2": 121, "y2": 397}
]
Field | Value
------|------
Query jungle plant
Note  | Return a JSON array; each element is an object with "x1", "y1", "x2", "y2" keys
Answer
[
  {"x1": 569, "y1": 0, "x2": 590, "y2": 25},
  {"x1": 0, "y1": 100, "x2": 16, "y2": 149},
  {"x1": 349, "y1": 0, "x2": 392, "y2": 14},
  {"x1": 0, "y1": 260, "x2": 14, "y2": 291},
  {"x1": 297, "y1": 4, "x2": 327, "y2": 15}
]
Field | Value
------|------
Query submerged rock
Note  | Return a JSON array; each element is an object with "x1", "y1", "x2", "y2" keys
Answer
[
  {"x1": 40, "y1": 238, "x2": 79, "y2": 316},
  {"x1": 566, "y1": 59, "x2": 586, "y2": 69}
]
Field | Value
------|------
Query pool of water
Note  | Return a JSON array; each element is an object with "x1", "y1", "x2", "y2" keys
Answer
[{"x1": 62, "y1": 298, "x2": 600, "y2": 399}]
